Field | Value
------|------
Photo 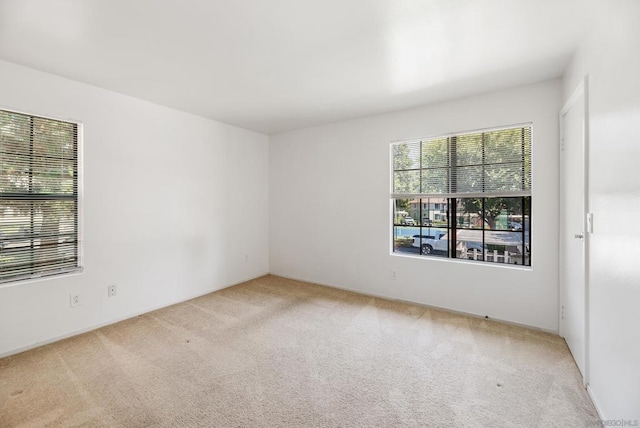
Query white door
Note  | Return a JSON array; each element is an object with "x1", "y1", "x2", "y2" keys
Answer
[{"x1": 560, "y1": 80, "x2": 587, "y2": 380}]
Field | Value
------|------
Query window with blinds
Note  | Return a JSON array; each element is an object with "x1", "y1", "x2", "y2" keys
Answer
[
  {"x1": 392, "y1": 126, "x2": 531, "y2": 198},
  {"x1": 0, "y1": 109, "x2": 81, "y2": 283},
  {"x1": 391, "y1": 125, "x2": 532, "y2": 266}
]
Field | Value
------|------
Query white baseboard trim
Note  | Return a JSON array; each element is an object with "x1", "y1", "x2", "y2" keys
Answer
[
  {"x1": 0, "y1": 272, "x2": 269, "y2": 359},
  {"x1": 586, "y1": 384, "x2": 605, "y2": 422},
  {"x1": 268, "y1": 271, "x2": 558, "y2": 335}
]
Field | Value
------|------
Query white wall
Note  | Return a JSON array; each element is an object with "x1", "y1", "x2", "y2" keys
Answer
[
  {"x1": 0, "y1": 60, "x2": 269, "y2": 357},
  {"x1": 270, "y1": 79, "x2": 562, "y2": 332},
  {"x1": 562, "y1": 0, "x2": 640, "y2": 420}
]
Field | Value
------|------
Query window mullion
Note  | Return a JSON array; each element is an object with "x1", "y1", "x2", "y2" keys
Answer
[
  {"x1": 522, "y1": 196, "x2": 526, "y2": 265},
  {"x1": 482, "y1": 198, "x2": 486, "y2": 261}
]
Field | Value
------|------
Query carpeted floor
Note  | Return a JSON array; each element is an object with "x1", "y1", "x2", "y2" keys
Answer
[{"x1": 0, "y1": 275, "x2": 598, "y2": 427}]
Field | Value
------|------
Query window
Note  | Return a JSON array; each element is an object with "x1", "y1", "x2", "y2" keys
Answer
[
  {"x1": 0, "y1": 109, "x2": 81, "y2": 283},
  {"x1": 392, "y1": 125, "x2": 531, "y2": 266}
]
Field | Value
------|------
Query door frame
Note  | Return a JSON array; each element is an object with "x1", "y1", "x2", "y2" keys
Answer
[{"x1": 559, "y1": 75, "x2": 590, "y2": 386}]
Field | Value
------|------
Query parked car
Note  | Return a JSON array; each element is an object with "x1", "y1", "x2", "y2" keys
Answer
[
  {"x1": 403, "y1": 217, "x2": 416, "y2": 226},
  {"x1": 411, "y1": 230, "x2": 448, "y2": 254},
  {"x1": 412, "y1": 231, "x2": 485, "y2": 255}
]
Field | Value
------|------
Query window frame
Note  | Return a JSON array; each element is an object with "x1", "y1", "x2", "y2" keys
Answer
[
  {"x1": 390, "y1": 124, "x2": 532, "y2": 267},
  {"x1": 0, "y1": 108, "x2": 83, "y2": 285}
]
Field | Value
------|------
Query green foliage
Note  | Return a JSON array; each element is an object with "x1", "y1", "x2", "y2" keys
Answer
[
  {"x1": 1, "y1": 111, "x2": 76, "y2": 199},
  {"x1": 392, "y1": 143, "x2": 420, "y2": 193},
  {"x1": 460, "y1": 197, "x2": 524, "y2": 229},
  {"x1": 392, "y1": 127, "x2": 531, "y2": 196},
  {"x1": 421, "y1": 138, "x2": 448, "y2": 168},
  {"x1": 393, "y1": 235, "x2": 414, "y2": 248}
]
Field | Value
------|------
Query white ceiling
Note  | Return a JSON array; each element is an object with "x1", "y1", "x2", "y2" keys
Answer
[{"x1": 0, "y1": 0, "x2": 597, "y2": 134}]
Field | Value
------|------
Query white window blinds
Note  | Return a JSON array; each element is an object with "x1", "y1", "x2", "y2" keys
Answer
[
  {"x1": 0, "y1": 109, "x2": 80, "y2": 283},
  {"x1": 392, "y1": 125, "x2": 531, "y2": 199}
]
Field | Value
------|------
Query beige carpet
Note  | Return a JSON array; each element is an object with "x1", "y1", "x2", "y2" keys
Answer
[{"x1": 0, "y1": 275, "x2": 598, "y2": 427}]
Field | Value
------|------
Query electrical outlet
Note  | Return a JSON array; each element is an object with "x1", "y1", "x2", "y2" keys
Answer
[
  {"x1": 70, "y1": 294, "x2": 81, "y2": 307},
  {"x1": 244, "y1": 254, "x2": 249, "y2": 262},
  {"x1": 391, "y1": 270, "x2": 397, "y2": 280},
  {"x1": 108, "y1": 284, "x2": 117, "y2": 297}
]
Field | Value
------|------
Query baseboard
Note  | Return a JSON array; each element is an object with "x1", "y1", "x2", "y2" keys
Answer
[
  {"x1": 269, "y1": 271, "x2": 558, "y2": 335},
  {"x1": 0, "y1": 273, "x2": 269, "y2": 359},
  {"x1": 586, "y1": 384, "x2": 605, "y2": 422}
]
